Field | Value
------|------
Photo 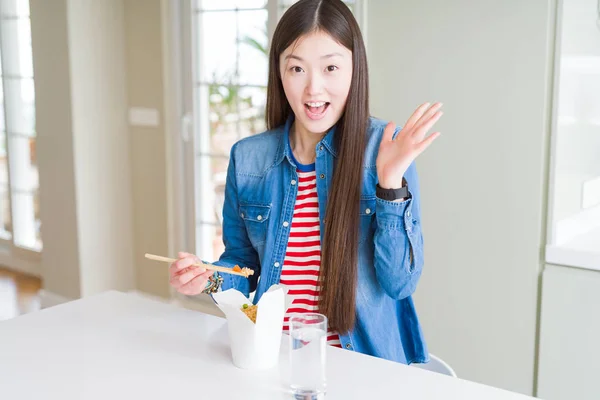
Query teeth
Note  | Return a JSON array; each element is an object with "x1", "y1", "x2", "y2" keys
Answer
[{"x1": 306, "y1": 102, "x2": 326, "y2": 107}]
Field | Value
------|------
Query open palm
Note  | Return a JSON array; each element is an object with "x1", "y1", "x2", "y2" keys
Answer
[{"x1": 376, "y1": 102, "x2": 443, "y2": 188}]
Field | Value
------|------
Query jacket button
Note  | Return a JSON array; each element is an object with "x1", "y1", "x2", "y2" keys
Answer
[
  {"x1": 345, "y1": 343, "x2": 352, "y2": 350},
  {"x1": 240, "y1": 213, "x2": 245, "y2": 218},
  {"x1": 406, "y1": 210, "x2": 411, "y2": 217},
  {"x1": 274, "y1": 262, "x2": 280, "y2": 268},
  {"x1": 283, "y1": 221, "x2": 289, "y2": 227},
  {"x1": 365, "y1": 208, "x2": 371, "y2": 214},
  {"x1": 319, "y1": 145, "x2": 324, "y2": 151},
  {"x1": 291, "y1": 180, "x2": 296, "y2": 185},
  {"x1": 257, "y1": 215, "x2": 262, "y2": 221},
  {"x1": 319, "y1": 174, "x2": 325, "y2": 179}
]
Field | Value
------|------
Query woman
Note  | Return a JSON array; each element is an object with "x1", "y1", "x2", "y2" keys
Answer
[{"x1": 170, "y1": 0, "x2": 442, "y2": 365}]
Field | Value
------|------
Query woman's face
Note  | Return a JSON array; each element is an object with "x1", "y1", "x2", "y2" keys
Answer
[{"x1": 280, "y1": 30, "x2": 353, "y2": 135}]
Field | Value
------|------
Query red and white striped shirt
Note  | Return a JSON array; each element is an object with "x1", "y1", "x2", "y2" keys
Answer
[{"x1": 280, "y1": 168, "x2": 341, "y2": 347}]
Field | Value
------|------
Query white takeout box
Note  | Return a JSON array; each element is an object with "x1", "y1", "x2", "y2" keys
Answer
[{"x1": 212, "y1": 284, "x2": 293, "y2": 370}]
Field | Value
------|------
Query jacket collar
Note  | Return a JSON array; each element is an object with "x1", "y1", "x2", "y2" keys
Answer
[{"x1": 275, "y1": 114, "x2": 338, "y2": 166}]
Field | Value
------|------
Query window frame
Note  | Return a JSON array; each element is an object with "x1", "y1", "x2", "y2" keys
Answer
[
  {"x1": 166, "y1": 0, "x2": 365, "y2": 266},
  {"x1": 0, "y1": 0, "x2": 42, "y2": 273}
]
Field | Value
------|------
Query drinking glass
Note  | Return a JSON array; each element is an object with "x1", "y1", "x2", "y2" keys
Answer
[{"x1": 289, "y1": 313, "x2": 327, "y2": 399}]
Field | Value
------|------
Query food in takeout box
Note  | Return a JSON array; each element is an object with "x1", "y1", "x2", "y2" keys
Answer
[
  {"x1": 241, "y1": 303, "x2": 258, "y2": 323},
  {"x1": 212, "y1": 284, "x2": 293, "y2": 370}
]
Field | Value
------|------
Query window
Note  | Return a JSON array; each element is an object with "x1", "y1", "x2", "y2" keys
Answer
[
  {"x1": 184, "y1": 0, "x2": 362, "y2": 259},
  {"x1": 545, "y1": 0, "x2": 600, "y2": 270},
  {"x1": 0, "y1": 0, "x2": 41, "y2": 252}
]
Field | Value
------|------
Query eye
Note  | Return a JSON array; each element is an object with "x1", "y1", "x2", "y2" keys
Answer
[
  {"x1": 326, "y1": 65, "x2": 338, "y2": 72},
  {"x1": 290, "y1": 66, "x2": 304, "y2": 73}
]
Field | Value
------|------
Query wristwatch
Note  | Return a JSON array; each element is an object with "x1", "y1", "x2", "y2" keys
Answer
[{"x1": 376, "y1": 179, "x2": 410, "y2": 201}]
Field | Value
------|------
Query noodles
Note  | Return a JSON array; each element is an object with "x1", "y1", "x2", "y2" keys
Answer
[{"x1": 241, "y1": 303, "x2": 258, "y2": 323}]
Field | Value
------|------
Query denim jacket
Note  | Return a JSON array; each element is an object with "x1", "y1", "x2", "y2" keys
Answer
[{"x1": 211, "y1": 115, "x2": 428, "y2": 364}]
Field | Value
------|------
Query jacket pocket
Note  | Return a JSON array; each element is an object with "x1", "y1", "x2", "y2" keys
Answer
[
  {"x1": 239, "y1": 202, "x2": 271, "y2": 247},
  {"x1": 359, "y1": 197, "x2": 376, "y2": 244}
]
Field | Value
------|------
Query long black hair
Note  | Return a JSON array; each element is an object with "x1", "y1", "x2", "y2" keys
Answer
[{"x1": 266, "y1": 0, "x2": 369, "y2": 334}]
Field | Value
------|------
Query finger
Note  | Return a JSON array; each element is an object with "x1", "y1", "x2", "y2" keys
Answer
[
  {"x1": 176, "y1": 267, "x2": 205, "y2": 287},
  {"x1": 381, "y1": 122, "x2": 396, "y2": 143},
  {"x1": 170, "y1": 265, "x2": 202, "y2": 279},
  {"x1": 177, "y1": 252, "x2": 201, "y2": 265},
  {"x1": 404, "y1": 102, "x2": 430, "y2": 130},
  {"x1": 170, "y1": 267, "x2": 200, "y2": 287},
  {"x1": 413, "y1": 111, "x2": 443, "y2": 140},
  {"x1": 185, "y1": 268, "x2": 213, "y2": 279},
  {"x1": 173, "y1": 255, "x2": 200, "y2": 271},
  {"x1": 415, "y1": 131, "x2": 441, "y2": 153},
  {"x1": 413, "y1": 102, "x2": 443, "y2": 132},
  {"x1": 179, "y1": 274, "x2": 211, "y2": 295},
  {"x1": 169, "y1": 263, "x2": 181, "y2": 278},
  {"x1": 197, "y1": 270, "x2": 214, "y2": 282},
  {"x1": 177, "y1": 281, "x2": 201, "y2": 296},
  {"x1": 182, "y1": 265, "x2": 207, "y2": 276},
  {"x1": 170, "y1": 274, "x2": 183, "y2": 288}
]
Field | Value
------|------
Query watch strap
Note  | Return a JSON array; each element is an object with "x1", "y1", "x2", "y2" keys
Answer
[{"x1": 376, "y1": 182, "x2": 410, "y2": 201}]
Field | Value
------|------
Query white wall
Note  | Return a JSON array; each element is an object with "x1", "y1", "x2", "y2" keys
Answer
[
  {"x1": 31, "y1": 0, "x2": 137, "y2": 299},
  {"x1": 366, "y1": 0, "x2": 554, "y2": 395},
  {"x1": 124, "y1": 0, "x2": 171, "y2": 298},
  {"x1": 67, "y1": 0, "x2": 135, "y2": 295},
  {"x1": 537, "y1": 264, "x2": 600, "y2": 400},
  {"x1": 31, "y1": 0, "x2": 81, "y2": 299}
]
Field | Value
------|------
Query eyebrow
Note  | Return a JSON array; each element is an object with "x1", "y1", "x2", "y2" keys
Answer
[{"x1": 284, "y1": 52, "x2": 344, "y2": 61}]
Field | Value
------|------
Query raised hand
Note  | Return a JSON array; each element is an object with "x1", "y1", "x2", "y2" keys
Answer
[{"x1": 376, "y1": 102, "x2": 443, "y2": 189}]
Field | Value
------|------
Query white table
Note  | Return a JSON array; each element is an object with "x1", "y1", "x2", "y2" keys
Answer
[{"x1": 0, "y1": 291, "x2": 534, "y2": 399}]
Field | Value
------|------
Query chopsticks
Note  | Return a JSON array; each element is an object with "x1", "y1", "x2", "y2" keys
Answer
[{"x1": 144, "y1": 253, "x2": 254, "y2": 278}]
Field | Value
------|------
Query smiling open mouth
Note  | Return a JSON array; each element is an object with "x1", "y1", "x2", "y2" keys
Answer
[{"x1": 304, "y1": 101, "x2": 330, "y2": 120}]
